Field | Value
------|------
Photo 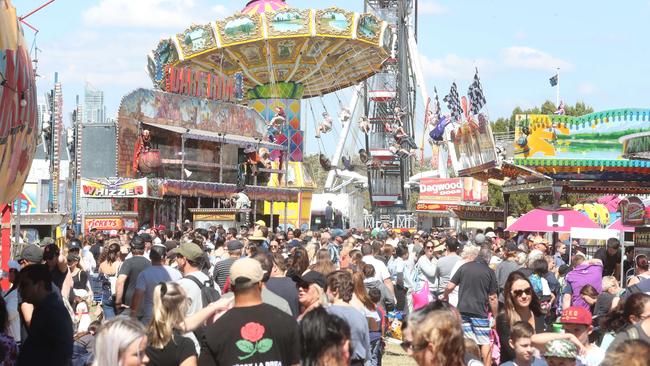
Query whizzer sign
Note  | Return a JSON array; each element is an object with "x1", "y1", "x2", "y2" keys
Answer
[{"x1": 81, "y1": 178, "x2": 148, "y2": 198}]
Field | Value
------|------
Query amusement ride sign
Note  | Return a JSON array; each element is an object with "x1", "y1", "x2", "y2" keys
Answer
[
  {"x1": 81, "y1": 178, "x2": 149, "y2": 198},
  {"x1": 164, "y1": 66, "x2": 243, "y2": 102}
]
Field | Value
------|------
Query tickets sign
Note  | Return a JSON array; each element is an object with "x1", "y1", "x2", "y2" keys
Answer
[
  {"x1": 85, "y1": 218, "x2": 122, "y2": 231},
  {"x1": 416, "y1": 203, "x2": 458, "y2": 211},
  {"x1": 81, "y1": 178, "x2": 148, "y2": 198}
]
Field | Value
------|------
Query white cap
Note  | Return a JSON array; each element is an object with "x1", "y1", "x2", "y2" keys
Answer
[{"x1": 485, "y1": 232, "x2": 496, "y2": 238}]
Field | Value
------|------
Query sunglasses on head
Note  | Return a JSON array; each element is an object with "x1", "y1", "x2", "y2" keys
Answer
[{"x1": 512, "y1": 288, "x2": 532, "y2": 297}]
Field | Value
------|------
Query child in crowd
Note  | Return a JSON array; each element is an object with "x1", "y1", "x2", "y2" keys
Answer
[
  {"x1": 543, "y1": 339, "x2": 577, "y2": 366},
  {"x1": 559, "y1": 306, "x2": 605, "y2": 366},
  {"x1": 73, "y1": 289, "x2": 92, "y2": 333},
  {"x1": 500, "y1": 321, "x2": 546, "y2": 366}
]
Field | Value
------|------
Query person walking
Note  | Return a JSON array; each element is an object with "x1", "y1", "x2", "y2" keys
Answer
[
  {"x1": 92, "y1": 316, "x2": 149, "y2": 366},
  {"x1": 115, "y1": 236, "x2": 152, "y2": 316},
  {"x1": 212, "y1": 240, "x2": 242, "y2": 290},
  {"x1": 325, "y1": 270, "x2": 370, "y2": 366},
  {"x1": 98, "y1": 242, "x2": 123, "y2": 319},
  {"x1": 17, "y1": 264, "x2": 73, "y2": 365},
  {"x1": 442, "y1": 248, "x2": 498, "y2": 366},
  {"x1": 198, "y1": 258, "x2": 300, "y2": 365},
  {"x1": 130, "y1": 245, "x2": 182, "y2": 325},
  {"x1": 174, "y1": 241, "x2": 221, "y2": 354}
]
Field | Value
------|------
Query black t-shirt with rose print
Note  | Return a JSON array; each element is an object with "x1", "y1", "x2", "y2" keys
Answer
[{"x1": 198, "y1": 303, "x2": 300, "y2": 366}]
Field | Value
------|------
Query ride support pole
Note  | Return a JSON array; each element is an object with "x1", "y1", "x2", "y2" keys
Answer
[{"x1": 1, "y1": 205, "x2": 11, "y2": 290}]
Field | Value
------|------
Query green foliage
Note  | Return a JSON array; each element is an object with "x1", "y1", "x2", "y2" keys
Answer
[{"x1": 492, "y1": 101, "x2": 595, "y2": 133}]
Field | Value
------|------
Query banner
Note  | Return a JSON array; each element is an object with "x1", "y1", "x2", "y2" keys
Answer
[
  {"x1": 418, "y1": 177, "x2": 488, "y2": 204},
  {"x1": 81, "y1": 178, "x2": 148, "y2": 198}
]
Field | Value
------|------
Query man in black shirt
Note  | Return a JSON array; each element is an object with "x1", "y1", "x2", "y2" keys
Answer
[
  {"x1": 17, "y1": 264, "x2": 73, "y2": 365},
  {"x1": 199, "y1": 258, "x2": 300, "y2": 366},
  {"x1": 443, "y1": 247, "x2": 498, "y2": 366},
  {"x1": 115, "y1": 236, "x2": 151, "y2": 315},
  {"x1": 594, "y1": 237, "x2": 622, "y2": 278}
]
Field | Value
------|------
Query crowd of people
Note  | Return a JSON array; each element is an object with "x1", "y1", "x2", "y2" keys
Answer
[{"x1": 2, "y1": 222, "x2": 650, "y2": 366}]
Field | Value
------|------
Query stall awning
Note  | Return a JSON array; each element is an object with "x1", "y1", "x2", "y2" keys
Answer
[
  {"x1": 154, "y1": 179, "x2": 299, "y2": 201},
  {"x1": 143, "y1": 122, "x2": 286, "y2": 151}
]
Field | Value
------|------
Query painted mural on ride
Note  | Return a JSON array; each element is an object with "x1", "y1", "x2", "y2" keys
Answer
[{"x1": 0, "y1": 1, "x2": 38, "y2": 204}]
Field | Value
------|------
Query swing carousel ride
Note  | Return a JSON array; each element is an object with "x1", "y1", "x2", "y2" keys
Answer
[{"x1": 147, "y1": 0, "x2": 441, "y2": 226}]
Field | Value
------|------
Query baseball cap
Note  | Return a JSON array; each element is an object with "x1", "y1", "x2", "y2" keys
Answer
[
  {"x1": 43, "y1": 244, "x2": 60, "y2": 260},
  {"x1": 544, "y1": 339, "x2": 577, "y2": 359},
  {"x1": 68, "y1": 240, "x2": 81, "y2": 250},
  {"x1": 485, "y1": 232, "x2": 496, "y2": 238},
  {"x1": 18, "y1": 245, "x2": 43, "y2": 263},
  {"x1": 230, "y1": 258, "x2": 265, "y2": 288},
  {"x1": 505, "y1": 241, "x2": 521, "y2": 253},
  {"x1": 157, "y1": 225, "x2": 166, "y2": 231},
  {"x1": 292, "y1": 270, "x2": 327, "y2": 290},
  {"x1": 140, "y1": 233, "x2": 153, "y2": 243},
  {"x1": 474, "y1": 233, "x2": 486, "y2": 245},
  {"x1": 560, "y1": 306, "x2": 592, "y2": 325},
  {"x1": 164, "y1": 239, "x2": 179, "y2": 253},
  {"x1": 255, "y1": 220, "x2": 266, "y2": 227},
  {"x1": 433, "y1": 241, "x2": 445, "y2": 252},
  {"x1": 109, "y1": 230, "x2": 119, "y2": 237},
  {"x1": 131, "y1": 236, "x2": 145, "y2": 250},
  {"x1": 171, "y1": 242, "x2": 204, "y2": 261},
  {"x1": 227, "y1": 240, "x2": 244, "y2": 251},
  {"x1": 67, "y1": 253, "x2": 80, "y2": 263}
]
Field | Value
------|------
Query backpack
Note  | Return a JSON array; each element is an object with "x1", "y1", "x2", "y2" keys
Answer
[{"x1": 186, "y1": 274, "x2": 221, "y2": 307}]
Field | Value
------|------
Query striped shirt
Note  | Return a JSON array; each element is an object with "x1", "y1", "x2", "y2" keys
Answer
[{"x1": 213, "y1": 257, "x2": 236, "y2": 290}]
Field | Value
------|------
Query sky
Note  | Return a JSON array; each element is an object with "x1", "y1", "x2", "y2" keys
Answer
[{"x1": 13, "y1": 0, "x2": 650, "y2": 157}]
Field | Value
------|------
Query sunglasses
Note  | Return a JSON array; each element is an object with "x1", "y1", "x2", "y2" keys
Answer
[
  {"x1": 425, "y1": 246, "x2": 434, "y2": 250},
  {"x1": 401, "y1": 341, "x2": 427, "y2": 353},
  {"x1": 512, "y1": 288, "x2": 532, "y2": 297},
  {"x1": 296, "y1": 282, "x2": 310, "y2": 290}
]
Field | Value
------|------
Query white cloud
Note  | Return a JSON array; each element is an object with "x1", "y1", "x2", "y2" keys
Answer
[
  {"x1": 419, "y1": 53, "x2": 491, "y2": 80},
  {"x1": 514, "y1": 31, "x2": 527, "y2": 40},
  {"x1": 578, "y1": 82, "x2": 598, "y2": 95},
  {"x1": 83, "y1": 0, "x2": 229, "y2": 29},
  {"x1": 419, "y1": 1, "x2": 449, "y2": 15},
  {"x1": 502, "y1": 46, "x2": 573, "y2": 71}
]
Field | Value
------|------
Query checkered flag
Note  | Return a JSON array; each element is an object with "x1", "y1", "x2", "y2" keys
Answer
[
  {"x1": 468, "y1": 69, "x2": 487, "y2": 115},
  {"x1": 443, "y1": 82, "x2": 462, "y2": 122}
]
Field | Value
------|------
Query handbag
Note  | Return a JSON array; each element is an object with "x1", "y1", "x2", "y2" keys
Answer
[{"x1": 411, "y1": 265, "x2": 430, "y2": 310}]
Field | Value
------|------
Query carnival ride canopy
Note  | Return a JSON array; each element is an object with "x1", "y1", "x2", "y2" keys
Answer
[{"x1": 147, "y1": 0, "x2": 392, "y2": 100}]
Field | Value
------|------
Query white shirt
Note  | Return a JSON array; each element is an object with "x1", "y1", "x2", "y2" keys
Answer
[
  {"x1": 448, "y1": 259, "x2": 468, "y2": 307},
  {"x1": 177, "y1": 271, "x2": 220, "y2": 354},
  {"x1": 577, "y1": 344, "x2": 605, "y2": 366},
  {"x1": 362, "y1": 255, "x2": 390, "y2": 283}
]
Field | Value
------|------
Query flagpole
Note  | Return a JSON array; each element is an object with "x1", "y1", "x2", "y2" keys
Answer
[{"x1": 556, "y1": 67, "x2": 560, "y2": 107}]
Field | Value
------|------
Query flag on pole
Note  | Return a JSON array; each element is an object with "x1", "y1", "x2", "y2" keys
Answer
[
  {"x1": 549, "y1": 74, "x2": 558, "y2": 87},
  {"x1": 443, "y1": 82, "x2": 462, "y2": 122},
  {"x1": 467, "y1": 69, "x2": 487, "y2": 115},
  {"x1": 434, "y1": 86, "x2": 442, "y2": 123}
]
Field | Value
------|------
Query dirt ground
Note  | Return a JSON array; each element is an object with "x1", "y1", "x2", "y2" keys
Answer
[{"x1": 382, "y1": 341, "x2": 417, "y2": 366}]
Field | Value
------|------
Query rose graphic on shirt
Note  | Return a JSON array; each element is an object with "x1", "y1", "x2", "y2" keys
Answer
[{"x1": 236, "y1": 322, "x2": 273, "y2": 360}]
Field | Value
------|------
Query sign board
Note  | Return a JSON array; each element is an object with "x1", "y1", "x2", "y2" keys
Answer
[
  {"x1": 449, "y1": 114, "x2": 498, "y2": 176},
  {"x1": 81, "y1": 178, "x2": 148, "y2": 198},
  {"x1": 416, "y1": 203, "x2": 458, "y2": 211},
  {"x1": 634, "y1": 227, "x2": 650, "y2": 260},
  {"x1": 418, "y1": 177, "x2": 488, "y2": 204},
  {"x1": 165, "y1": 66, "x2": 242, "y2": 103}
]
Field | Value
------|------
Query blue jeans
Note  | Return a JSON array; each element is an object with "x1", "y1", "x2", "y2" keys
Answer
[
  {"x1": 102, "y1": 297, "x2": 116, "y2": 319},
  {"x1": 365, "y1": 338, "x2": 383, "y2": 366}
]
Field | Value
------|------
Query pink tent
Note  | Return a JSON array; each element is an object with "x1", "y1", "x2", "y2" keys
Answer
[
  {"x1": 606, "y1": 218, "x2": 636, "y2": 232},
  {"x1": 507, "y1": 208, "x2": 599, "y2": 232}
]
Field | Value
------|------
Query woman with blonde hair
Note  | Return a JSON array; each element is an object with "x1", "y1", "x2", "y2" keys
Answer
[
  {"x1": 92, "y1": 316, "x2": 149, "y2": 366},
  {"x1": 309, "y1": 248, "x2": 336, "y2": 276},
  {"x1": 410, "y1": 309, "x2": 465, "y2": 366},
  {"x1": 145, "y1": 282, "x2": 232, "y2": 366}
]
